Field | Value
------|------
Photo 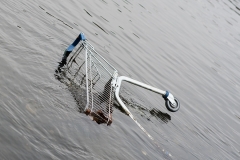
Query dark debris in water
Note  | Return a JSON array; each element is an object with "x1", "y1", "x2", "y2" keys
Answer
[
  {"x1": 39, "y1": 6, "x2": 45, "y2": 11},
  {"x1": 41, "y1": 7, "x2": 73, "y2": 29},
  {"x1": 139, "y1": 4, "x2": 146, "y2": 9},
  {"x1": 100, "y1": 16, "x2": 109, "y2": 22},
  {"x1": 226, "y1": 0, "x2": 240, "y2": 16},
  {"x1": 119, "y1": 26, "x2": 124, "y2": 30},
  {"x1": 93, "y1": 22, "x2": 108, "y2": 34},
  {"x1": 113, "y1": 1, "x2": 120, "y2": 6},
  {"x1": 46, "y1": 12, "x2": 54, "y2": 17},
  {"x1": 237, "y1": 6, "x2": 240, "y2": 11},
  {"x1": 124, "y1": 6, "x2": 131, "y2": 12},
  {"x1": 84, "y1": 9, "x2": 92, "y2": 17},
  {"x1": 122, "y1": 0, "x2": 132, "y2": 5},
  {"x1": 57, "y1": 18, "x2": 73, "y2": 29},
  {"x1": 133, "y1": 33, "x2": 140, "y2": 39}
]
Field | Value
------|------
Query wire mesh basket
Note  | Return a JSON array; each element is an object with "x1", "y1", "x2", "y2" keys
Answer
[{"x1": 64, "y1": 40, "x2": 117, "y2": 125}]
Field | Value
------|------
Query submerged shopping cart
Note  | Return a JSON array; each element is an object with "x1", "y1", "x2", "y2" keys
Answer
[{"x1": 57, "y1": 32, "x2": 180, "y2": 130}]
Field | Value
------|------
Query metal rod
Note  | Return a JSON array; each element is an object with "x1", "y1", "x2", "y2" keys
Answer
[
  {"x1": 115, "y1": 76, "x2": 166, "y2": 96},
  {"x1": 89, "y1": 53, "x2": 94, "y2": 112},
  {"x1": 84, "y1": 49, "x2": 89, "y2": 111}
]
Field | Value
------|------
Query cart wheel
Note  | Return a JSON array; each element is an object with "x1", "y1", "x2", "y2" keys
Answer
[{"x1": 165, "y1": 98, "x2": 180, "y2": 112}]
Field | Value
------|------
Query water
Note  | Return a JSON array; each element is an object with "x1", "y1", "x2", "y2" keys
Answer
[{"x1": 1, "y1": 0, "x2": 240, "y2": 159}]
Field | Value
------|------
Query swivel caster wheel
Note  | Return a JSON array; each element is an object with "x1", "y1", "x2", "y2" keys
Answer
[{"x1": 165, "y1": 97, "x2": 180, "y2": 112}]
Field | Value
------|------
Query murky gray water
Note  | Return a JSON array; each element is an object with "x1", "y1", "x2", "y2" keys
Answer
[{"x1": 1, "y1": 0, "x2": 240, "y2": 159}]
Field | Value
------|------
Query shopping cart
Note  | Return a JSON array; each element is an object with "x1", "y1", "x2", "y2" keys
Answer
[{"x1": 57, "y1": 32, "x2": 180, "y2": 133}]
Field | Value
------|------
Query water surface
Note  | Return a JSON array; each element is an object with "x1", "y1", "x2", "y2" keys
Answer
[{"x1": 1, "y1": 0, "x2": 240, "y2": 159}]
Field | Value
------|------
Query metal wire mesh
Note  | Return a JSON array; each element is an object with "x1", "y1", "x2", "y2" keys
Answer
[{"x1": 65, "y1": 41, "x2": 117, "y2": 123}]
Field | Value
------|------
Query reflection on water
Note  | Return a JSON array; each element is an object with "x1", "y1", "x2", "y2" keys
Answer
[
  {"x1": 55, "y1": 71, "x2": 86, "y2": 113},
  {"x1": 119, "y1": 93, "x2": 171, "y2": 124},
  {"x1": 148, "y1": 108, "x2": 171, "y2": 123}
]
